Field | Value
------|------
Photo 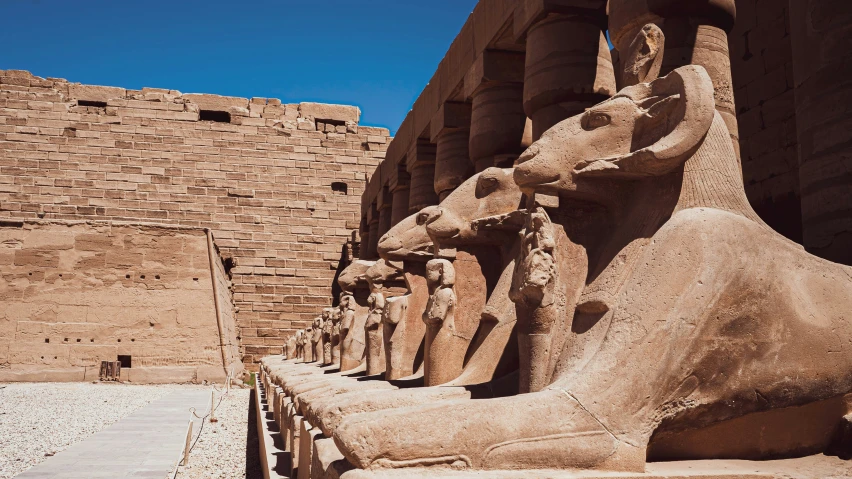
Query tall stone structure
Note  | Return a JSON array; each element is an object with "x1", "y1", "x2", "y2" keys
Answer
[{"x1": 0, "y1": 70, "x2": 388, "y2": 369}]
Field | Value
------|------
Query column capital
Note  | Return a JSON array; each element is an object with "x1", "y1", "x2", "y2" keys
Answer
[
  {"x1": 406, "y1": 139, "x2": 437, "y2": 173},
  {"x1": 464, "y1": 50, "x2": 526, "y2": 100},
  {"x1": 430, "y1": 102, "x2": 472, "y2": 143},
  {"x1": 514, "y1": 0, "x2": 608, "y2": 40}
]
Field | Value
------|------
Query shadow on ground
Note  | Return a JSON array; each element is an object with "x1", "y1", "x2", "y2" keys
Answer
[{"x1": 246, "y1": 388, "x2": 263, "y2": 479}]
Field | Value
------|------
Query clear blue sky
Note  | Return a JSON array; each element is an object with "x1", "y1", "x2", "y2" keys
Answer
[{"x1": 0, "y1": 0, "x2": 479, "y2": 133}]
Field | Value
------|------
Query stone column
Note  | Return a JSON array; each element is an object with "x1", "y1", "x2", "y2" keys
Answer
[
  {"x1": 431, "y1": 102, "x2": 473, "y2": 201},
  {"x1": 465, "y1": 50, "x2": 528, "y2": 172},
  {"x1": 391, "y1": 184, "x2": 411, "y2": 228},
  {"x1": 407, "y1": 139, "x2": 439, "y2": 214},
  {"x1": 609, "y1": 0, "x2": 740, "y2": 158},
  {"x1": 358, "y1": 216, "x2": 370, "y2": 260},
  {"x1": 377, "y1": 186, "x2": 393, "y2": 242},
  {"x1": 367, "y1": 202, "x2": 379, "y2": 260},
  {"x1": 789, "y1": 0, "x2": 852, "y2": 265},
  {"x1": 518, "y1": 3, "x2": 616, "y2": 140}
]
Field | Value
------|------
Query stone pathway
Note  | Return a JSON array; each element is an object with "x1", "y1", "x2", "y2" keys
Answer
[{"x1": 17, "y1": 389, "x2": 210, "y2": 479}]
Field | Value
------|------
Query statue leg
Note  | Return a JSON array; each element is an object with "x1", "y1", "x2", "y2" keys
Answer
[{"x1": 333, "y1": 389, "x2": 645, "y2": 471}]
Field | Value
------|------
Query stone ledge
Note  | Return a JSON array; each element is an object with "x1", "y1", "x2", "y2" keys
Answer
[
  {"x1": 68, "y1": 84, "x2": 127, "y2": 102},
  {"x1": 300, "y1": 102, "x2": 361, "y2": 124},
  {"x1": 181, "y1": 93, "x2": 249, "y2": 111}
]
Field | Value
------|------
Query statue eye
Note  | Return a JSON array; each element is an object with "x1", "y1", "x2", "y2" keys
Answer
[
  {"x1": 584, "y1": 111, "x2": 611, "y2": 130},
  {"x1": 476, "y1": 176, "x2": 499, "y2": 197}
]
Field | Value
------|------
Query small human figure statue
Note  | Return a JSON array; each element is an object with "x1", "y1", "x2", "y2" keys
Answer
[
  {"x1": 365, "y1": 282, "x2": 387, "y2": 376},
  {"x1": 302, "y1": 326, "x2": 313, "y2": 362},
  {"x1": 322, "y1": 308, "x2": 334, "y2": 365},
  {"x1": 422, "y1": 258, "x2": 463, "y2": 386},
  {"x1": 382, "y1": 293, "x2": 411, "y2": 379},
  {"x1": 331, "y1": 306, "x2": 342, "y2": 366},
  {"x1": 293, "y1": 330, "x2": 304, "y2": 362},
  {"x1": 509, "y1": 205, "x2": 558, "y2": 393},
  {"x1": 339, "y1": 292, "x2": 365, "y2": 371},
  {"x1": 311, "y1": 317, "x2": 323, "y2": 363}
]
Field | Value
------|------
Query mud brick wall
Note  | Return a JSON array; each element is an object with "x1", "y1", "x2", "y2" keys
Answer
[
  {"x1": 0, "y1": 220, "x2": 240, "y2": 382},
  {"x1": 0, "y1": 70, "x2": 389, "y2": 368},
  {"x1": 730, "y1": 0, "x2": 802, "y2": 242}
]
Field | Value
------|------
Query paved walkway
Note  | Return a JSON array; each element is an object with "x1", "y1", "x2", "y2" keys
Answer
[{"x1": 17, "y1": 389, "x2": 210, "y2": 479}]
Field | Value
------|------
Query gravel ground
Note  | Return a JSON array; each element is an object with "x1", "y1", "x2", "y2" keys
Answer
[
  {"x1": 171, "y1": 387, "x2": 253, "y2": 479},
  {"x1": 0, "y1": 382, "x2": 176, "y2": 479}
]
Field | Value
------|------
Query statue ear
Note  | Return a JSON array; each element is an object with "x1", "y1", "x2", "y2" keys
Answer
[
  {"x1": 622, "y1": 24, "x2": 665, "y2": 86},
  {"x1": 577, "y1": 65, "x2": 716, "y2": 177}
]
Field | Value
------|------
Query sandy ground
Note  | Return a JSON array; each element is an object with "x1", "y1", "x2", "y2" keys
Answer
[
  {"x1": 0, "y1": 382, "x2": 178, "y2": 478},
  {"x1": 171, "y1": 387, "x2": 257, "y2": 479}
]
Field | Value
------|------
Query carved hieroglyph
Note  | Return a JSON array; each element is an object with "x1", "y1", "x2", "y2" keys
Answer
[{"x1": 334, "y1": 65, "x2": 852, "y2": 472}]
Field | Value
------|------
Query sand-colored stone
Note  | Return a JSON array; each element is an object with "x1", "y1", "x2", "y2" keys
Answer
[
  {"x1": 337, "y1": 260, "x2": 374, "y2": 372},
  {"x1": 299, "y1": 102, "x2": 360, "y2": 124},
  {"x1": 377, "y1": 213, "x2": 431, "y2": 380},
  {"x1": 0, "y1": 221, "x2": 241, "y2": 383},
  {"x1": 332, "y1": 66, "x2": 852, "y2": 472}
]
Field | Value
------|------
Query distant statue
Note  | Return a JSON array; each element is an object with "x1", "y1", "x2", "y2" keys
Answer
[
  {"x1": 322, "y1": 308, "x2": 334, "y2": 365},
  {"x1": 331, "y1": 306, "x2": 342, "y2": 366}
]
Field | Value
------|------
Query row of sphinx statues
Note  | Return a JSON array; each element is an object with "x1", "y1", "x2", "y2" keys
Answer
[{"x1": 262, "y1": 25, "x2": 852, "y2": 478}]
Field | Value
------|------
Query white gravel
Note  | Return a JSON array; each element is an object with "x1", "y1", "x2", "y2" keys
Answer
[
  {"x1": 0, "y1": 382, "x2": 177, "y2": 479},
  {"x1": 172, "y1": 387, "x2": 253, "y2": 479}
]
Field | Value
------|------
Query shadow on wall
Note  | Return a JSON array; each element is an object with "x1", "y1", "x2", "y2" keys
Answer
[{"x1": 329, "y1": 243, "x2": 352, "y2": 307}]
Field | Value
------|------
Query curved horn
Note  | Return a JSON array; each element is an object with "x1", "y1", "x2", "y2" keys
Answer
[{"x1": 577, "y1": 65, "x2": 716, "y2": 177}]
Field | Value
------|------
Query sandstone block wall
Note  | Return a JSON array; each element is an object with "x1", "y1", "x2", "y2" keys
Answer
[
  {"x1": 0, "y1": 220, "x2": 239, "y2": 382},
  {"x1": 0, "y1": 70, "x2": 389, "y2": 368}
]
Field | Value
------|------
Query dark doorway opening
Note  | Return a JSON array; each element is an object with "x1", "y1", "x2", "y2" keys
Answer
[{"x1": 117, "y1": 355, "x2": 132, "y2": 369}]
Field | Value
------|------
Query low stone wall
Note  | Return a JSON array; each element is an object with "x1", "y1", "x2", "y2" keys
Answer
[{"x1": 0, "y1": 220, "x2": 240, "y2": 383}]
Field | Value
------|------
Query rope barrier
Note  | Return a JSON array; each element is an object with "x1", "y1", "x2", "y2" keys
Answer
[{"x1": 171, "y1": 367, "x2": 235, "y2": 478}]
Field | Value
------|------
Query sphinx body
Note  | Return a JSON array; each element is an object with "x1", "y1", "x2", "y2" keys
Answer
[
  {"x1": 333, "y1": 66, "x2": 852, "y2": 472},
  {"x1": 303, "y1": 168, "x2": 528, "y2": 441},
  {"x1": 415, "y1": 167, "x2": 526, "y2": 387},
  {"x1": 338, "y1": 260, "x2": 374, "y2": 372},
  {"x1": 365, "y1": 260, "x2": 406, "y2": 377},
  {"x1": 377, "y1": 212, "x2": 432, "y2": 381}
]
